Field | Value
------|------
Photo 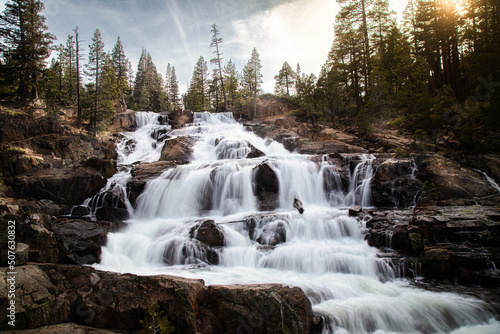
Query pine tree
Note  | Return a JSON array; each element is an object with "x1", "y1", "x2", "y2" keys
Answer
[
  {"x1": 169, "y1": 66, "x2": 180, "y2": 111},
  {"x1": 0, "y1": 0, "x2": 54, "y2": 102},
  {"x1": 274, "y1": 61, "x2": 296, "y2": 97},
  {"x1": 133, "y1": 49, "x2": 165, "y2": 112},
  {"x1": 86, "y1": 28, "x2": 107, "y2": 129},
  {"x1": 111, "y1": 36, "x2": 130, "y2": 111},
  {"x1": 74, "y1": 26, "x2": 83, "y2": 120},
  {"x1": 185, "y1": 56, "x2": 209, "y2": 112},
  {"x1": 209, "y1": 68, "x2": 221, "y2": 112},
  {"x1": 242, "y1": 48, "x2": 263, "y2": 118},
  {"x1": 210, "y1": 23, "x2": 229, "y2": 111},
  {"x1": 165, "y1": 63, "x2": 172, "y2": 110},
  {"x1": 223, "y1": 59, "x2": 239, "y2": 108}
]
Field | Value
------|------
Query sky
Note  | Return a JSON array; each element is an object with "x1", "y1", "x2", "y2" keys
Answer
[{"x1": 4, "y1": 0, "x2": 409, "y2": 94}]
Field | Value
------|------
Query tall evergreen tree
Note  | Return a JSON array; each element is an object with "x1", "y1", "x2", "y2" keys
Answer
[
  {"x1": 210, "y1": 23, "x2": 229, "y2": 111},
  {"x1": 185, "y1": 56, "x2": 209, "y2": 112},
  {"x1": 74, "y1": 26, "x2": 83, "y2": 120},
  {"x1": 133, "y1": 49, "x2": 165, "y2": 112},
  {"x1": 169, "y1": 66, "x2": 180, "y2": 111},
  {"x1": 86, "y1": 29, "x2": 107, "y2": 129},
  {"x1": 274, "y1": 61, "x2": 296, "y2": 97},
  {"x1": 0, "y1": 0, "x2": 54, "y2": 101},
  {"x1": 111, "y1": 37, "x2": 130, "y2": 111},
  {"x1": 242, "y1": 48, "x2": 263, "y2": 118},
  {"x1": 223, "y1": 59, "x2": 239, "y2": 108}
]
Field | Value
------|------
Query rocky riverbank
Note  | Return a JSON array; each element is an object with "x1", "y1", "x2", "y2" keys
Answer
[{"x1": 1, "y1": 105, "x2": 500, "y2": 332}]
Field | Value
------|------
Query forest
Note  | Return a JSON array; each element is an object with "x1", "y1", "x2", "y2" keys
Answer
[{"x1": 0, "y1": 0, "x2": 499, "y2": 151}]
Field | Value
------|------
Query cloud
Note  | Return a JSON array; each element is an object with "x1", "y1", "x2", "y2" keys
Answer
[{"x1": 230, "y1": 0, "x2": 338, "y2": 92}]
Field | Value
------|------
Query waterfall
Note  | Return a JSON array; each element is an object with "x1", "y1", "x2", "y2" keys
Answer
[
  {"x1": 76, "y1": 112, "x2": 171, "y2": 217},
  {"x1": 96, "y1": 112, "x2": 499, "y2": 334}
]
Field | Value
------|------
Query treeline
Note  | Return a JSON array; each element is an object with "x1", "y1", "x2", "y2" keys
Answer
[
  {"x1": 0, "y1": 0, "x2": 180, "y2": 131},
  {"x1": 183, "y1": 24, "x2": 264, "y2": 119},
  {"x1": 1, "y1": 0, "x2": 499, "y2": 151},
  {"x1": 271, "y1": 0, "x2": 499, "y2": 151}
]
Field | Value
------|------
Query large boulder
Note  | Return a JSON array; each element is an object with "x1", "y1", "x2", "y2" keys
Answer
[
  {"x1": 253, "y1": 162, "x2": 279, "y2": 211},
  {"x1": 159, "y1": 135, "x2": 196, "y2": 163},
  {"x1": 190, "y1": 220, "x2": 225, "y2": 247},
  {"x1": 128, "y1": 161, "x2": 176, "y2": 205},
  {"x1": 51, "y1": 218, "x2": 125, "y2": 265},
  {"x1": 198, "y1": 284, "x2": 313, "y2": 334},
  {"x1": 420, "y1": 156, "x2": 497, "y2": 201},
  {"x1": 14, "y1": 165, "x2": 106, "y2": 205},
  {"x1": 371, "y1": 159, "x2": 422, "y2": 208},
  {"x1": 0, "y1": 264, "x2": 315, "y2": 333},
  {"x1": 422, "y1": 243, "x2": 500, "y2": 287},
  {"x1": 0, "y1": 214, "x2": 60, "y2": 264}
]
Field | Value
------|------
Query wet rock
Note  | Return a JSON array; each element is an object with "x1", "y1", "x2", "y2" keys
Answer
[
  {"x1": 246, "y1": 142, "x2": 265, "y2": 159},
  {"x1": 253, "y1": 162, "x2": 279, "y2": 211},
  {"x1": 128, "y1": 161, "x2": 177, "y2": 205},
  {"x1": 159, "y1": 135, "x2": 196, "y2": 163},
  {"x1": 371, "y1": 159, "x2": 422, "y2": 208},
  {"x1": 95, "y1": 207, "x2": 129, "y2": 222},
  {"x1": 190, "y1": 220, "x2": 225, "y2": 247},
  {"x1": 293, "y1": 196, "x2": 304, "y2": 214},
  {"x1": 256, "y1": 222, "x2": 287, "y2": 246},
  {"x1": 71, "y1": 205, "x2": 91, "y2": 217},
  {"x1": 349, "y1": 205, "x2": 362, "y2": 216},
  {"x1": 52, "y1": 219, "x2": 125, "y2": 265}
]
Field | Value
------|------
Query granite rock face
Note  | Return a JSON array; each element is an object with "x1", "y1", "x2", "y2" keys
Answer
[{"x1": 0, "y1": 264, "x2": 314, "y2": 333}]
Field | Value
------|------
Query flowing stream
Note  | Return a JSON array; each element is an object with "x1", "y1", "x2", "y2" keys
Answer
[{"x1": 96, "y1": 112, "x2": 499, "y2": 333}]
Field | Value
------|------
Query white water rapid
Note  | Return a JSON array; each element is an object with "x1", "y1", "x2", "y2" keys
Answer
[{"x1": 96, "y1": 112, "x2": 499, "y2": 334}]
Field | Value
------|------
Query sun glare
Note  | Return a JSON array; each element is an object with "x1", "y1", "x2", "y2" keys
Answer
[{"x1": 443, "y1": 0, "x2": 464, "y2": 13}]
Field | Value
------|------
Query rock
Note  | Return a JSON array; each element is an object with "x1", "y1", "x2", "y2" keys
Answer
[
  {"x1": 15, "y1": 243, "x2": 29, "y2": 265},
  {"x1": 0, "y1": 264, "x2": 314, "y2": 333},
  {"x1": 371, "y1": 159, "x2": 422, "y2": 208},
  {"x1": 293, "y1": 196, "x2": 304, "y2": 214},
  {"x1": 420, "y1": 156, "x2": 497, "y2": 200},
  {"x1": 70, "y1": 205, "x2": 91, "y2": 217},
  {"x1": 111, "y1": 110, "x2": 137, "y2": 130},
  {"x1": 246, "y1": 142, "x2": 265, "y2": 159},
  {"x1": 198, "y1": 284, "x2": 313, "y2": 334},
  {"x1": 190, "y1": 220, "x2": 224, "y2": 247},
  {"x1": 14, "y1": 165, "x2": 106, "y2": 205},
  {"x1": 95, "y1": 207, "x2": 129, "y2": 222},
  {"x1": 0, "y1": 265, "x2": 71, "y2": 330},
  {"x1": 253, "y1": 162, "x2": 279, "y2": 211},
  {"x1": 51, "y1": 219, "x2": 124, "y2": 265},
  {"x1": 128, "y1": 161, "x2": 176, "y2": 205},
  {"x1": 422, "y1": 243, "x2": 500, "y2": 287},
  {"x1": 348, "y1": 205, "x2": 362, "y2": 216},
  {"x1": 9, "y1": 216, "x2": 60, "y2": 263},
  {"x1": 159, "y1": 135, "x2": 196, "y2": 163},
  {"x1": 1, "y1": 323, "x2": 123, "y2": 334},
  {"x1": 0, "y1": 242, "x2": 29, "y2": 266},
  {"x1": 81, "y1": 157, "x2": 117, "y2": 179},
  {"x1": 256, "y1": 221, "x2": 287, "y2": 246}
]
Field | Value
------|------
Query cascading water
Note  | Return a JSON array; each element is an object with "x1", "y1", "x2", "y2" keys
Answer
[{"x1": 96, "y1": 112, "x2": 499, "y2": 333}]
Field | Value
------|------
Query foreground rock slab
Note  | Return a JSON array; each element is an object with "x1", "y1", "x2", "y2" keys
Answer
[{"x1": 0, "y1": 264, "x2": 314, "y2": 333}]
